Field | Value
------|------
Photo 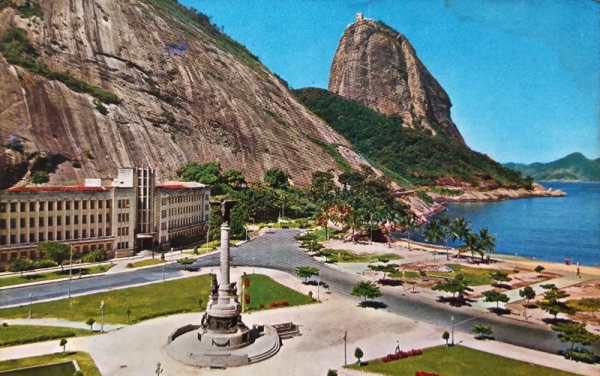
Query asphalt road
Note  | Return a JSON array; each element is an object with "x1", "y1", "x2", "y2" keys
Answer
[{"x1": 1, "y1": 229, "x2": 595, "y2": 355}]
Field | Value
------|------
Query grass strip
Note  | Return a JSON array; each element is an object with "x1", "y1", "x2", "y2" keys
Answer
[
  {"x1": 0, "y1": 325, "x2": 96, "y2": 348},
  {"x1": 241, "y1": 274, "x2": 314, "y2": 312},
  {"x1": 0, "y1": 275, "x2": 211, "y2": 324},
  {"x1": 0, "y1": 265, "x2": 114, "y2": 288},
  {"x1": 0, "y1": 351, "x2": 100, "y2": 376},
  {"x1": 427, "y1": 264, "x2": 514, "y2": 286},
  {"x1": 346, "y1": 345, "x2": 579, "y2": 376}
]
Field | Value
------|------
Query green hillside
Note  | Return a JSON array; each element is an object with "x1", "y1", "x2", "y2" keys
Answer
[
  {"x1": 294, "y1": 88, "x2": 525, "y2": 187},
  {"x1": 504, "y1": 153, "x2": 600, "y2": 181}
]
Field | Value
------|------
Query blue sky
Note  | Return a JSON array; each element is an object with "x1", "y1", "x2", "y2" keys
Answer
[{"x1": 182, "y1": 0, "x2": 599, "y2": 164}]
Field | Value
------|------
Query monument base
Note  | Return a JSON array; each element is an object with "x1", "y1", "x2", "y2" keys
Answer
[{"x1": 166, "y1": 324, "x2": 280, "y2": 367}]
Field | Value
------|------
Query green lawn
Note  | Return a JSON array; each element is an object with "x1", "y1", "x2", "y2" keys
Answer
[
  {"x1": 0, "y1": 325, "x2": 96, "y2": 347},
  {"x1": 127, "y1": 259, "x2": 164, "y2": 268},
  {"x1": 0, "y1": 352, "x2": 100, "y2": 376},
  {"x1": 242, "y1": 274, "x2": 315, "y2": 311},
  {"x1": 347, "y1": 345, "x2": 579, "y2": 376},
  {"x1": 427, "y1": 264, "x2": 513, "y2": 286},
  {"x1": 0, "y1": 264, "x2": 114, "y2": 288},
  {"x1": 319, "y1": 249, "x2": 401, "y2": 263},
  {"x1": 0, "y1": 275, "x2": 211, "y2": 324},
  {"x1": 389, "y1": 270, "x2": 422, "y2": 279}
]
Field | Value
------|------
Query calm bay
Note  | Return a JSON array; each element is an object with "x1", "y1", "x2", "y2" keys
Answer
[{"x1": 442, "y1": 182, "x2": 600, "y2": 266}]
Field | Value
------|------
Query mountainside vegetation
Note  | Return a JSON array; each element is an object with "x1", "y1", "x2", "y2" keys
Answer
[
  {"x1": 504, "y1": 153, "x2": 600, "y2": 182},
  {"x1": 294, "y1": 88, "x2": 527, "y2": 188}
]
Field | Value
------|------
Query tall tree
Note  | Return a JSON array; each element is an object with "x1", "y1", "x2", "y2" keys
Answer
[
  {"x1": 477, "y1": 227, "x2": 497, "y2": 262},
  {"x1": 264, "y1": 167, "x2": 290, "y2": 190},
  {"x1": 438, "y1": 216, "x2": 453, "y2": 260},
  {"x1": 37, "y1": 241, "x2": 70, "y2": 270},
  {"x1": 450, "y1": 217, "x2": 471, "y2": 252},
  {"x1": 551, "y1": 322, "x2": 599, "y2": 359},
  {"x1": 424, "y1": 219, "x2": 443, "y2": 253},
  {"x1": 295, "y1": 266, "x2": 319, "y2": 283}
]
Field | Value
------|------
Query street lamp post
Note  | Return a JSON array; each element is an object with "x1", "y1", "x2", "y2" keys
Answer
[
  {"x1": 155, "y1": 362, "x2": 163, "y2": 375},
  {"x1": 68, "y1": 245, "x2": 73, "y2": 298},
  {"x1": 162, "y1": 262, "x2": 165, "y2": 282},
  {"x1": 317, "y1": 276, "x2": 320, "y2": 302},
  {"x1": 100, "y1": 300, "x2": 105, "y2": 332},
  {"x1": 252, "y1": 257, "x2": 255, "y2": 274},
  {"x1": 451, "y1": 315, "x2": 455, "y2": 345},
  {"x1": 171, "y1": 247, "x2": 174, "y2": 262},
  {"x1": 343, "y1": 331, "x2": 348, "y2": 366},
  {"x1": 28, "y1": 293, "x2": 32, "y2": 319}
]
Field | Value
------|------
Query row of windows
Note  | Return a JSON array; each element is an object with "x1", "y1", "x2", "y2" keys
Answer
[
  {"x1": 0, "y1": 242, "x2": 113, "y2": 262},
  {"x1": 0, "y1": 227, "x2": 112, "y2": 245},
  {"x1": 116, "y1": 241, "x2": 130, "y2": 250},
  {"x1": 117, "y1": 227, "x2": 130, "y2": 236},
  {"x1": 0, "y1": 214, "x2": 111, "y2": 229},
  {"x1": 0, "y1": 200, "x2": 112, "y2": 213},
  {"x1": 160, "y1": 194, "x2": 206, "y2": 206},
  {"x1": 117, "y1": 213, "x2": 130, "y2": 223},
  {"x1": 168, "y1": 216, "x2": 203, "y2": 229}
]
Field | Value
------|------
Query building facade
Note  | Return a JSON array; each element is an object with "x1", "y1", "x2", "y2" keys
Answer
[{"x1": 0, "y1": 167, "x2": 210, "y2": 268}]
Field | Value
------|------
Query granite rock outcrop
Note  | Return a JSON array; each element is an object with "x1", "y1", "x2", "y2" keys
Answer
[{"x1": 329, "y1": 15, "x2": 465, "y2": 144}]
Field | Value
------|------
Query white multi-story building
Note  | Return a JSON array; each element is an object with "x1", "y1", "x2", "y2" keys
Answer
[{"x1": 0, "y1": 167, "x2": 210, "y2": 268}]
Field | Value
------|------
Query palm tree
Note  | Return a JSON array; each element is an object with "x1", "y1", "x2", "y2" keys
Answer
[
  {"x1": 400, "y1": 214, "x2": 418, "y2": 251},
  {"x1": 438, "y1": 216, "x2": 453, "y2": 260},
  {"x1": 450, "y1": 217, "x2": 471, "y2": 258},
  {"x1": 463, "y1": 230, "x2": 483, "y2": 259},
  {"x1": 424, "y1": 220, "x2": 443, "y2": 255},
  {"x1": 477, "y1": 227, "x2": 497, "y2": 262}
]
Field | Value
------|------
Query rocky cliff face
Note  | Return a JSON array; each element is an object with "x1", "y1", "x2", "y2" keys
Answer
[
  {"x1": 329, "y1": 16, "x2": 465, "y2": 144},
  {"x1": 0, "y1": 0, "x2": 367, "y2": 189}
]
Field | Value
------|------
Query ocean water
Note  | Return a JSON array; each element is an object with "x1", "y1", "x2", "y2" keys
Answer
[{"x1": 440, "y1": 182, "x2": 600, "y2": 266}]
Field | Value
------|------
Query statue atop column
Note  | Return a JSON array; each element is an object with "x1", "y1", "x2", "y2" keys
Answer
[{"x1": 212, "y1": 199, "x2": 237, "y2": 225}]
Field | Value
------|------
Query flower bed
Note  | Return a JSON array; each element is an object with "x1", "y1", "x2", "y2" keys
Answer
[
  {"x1": 381, "y1": 348, "x2": 423, "y2": 363},
  {"x1": 268, "y1": 300, "x2": 290, "y2": 308},
  {"x1": 415, "y1": 371, "x2": 446, "y2": 376}
]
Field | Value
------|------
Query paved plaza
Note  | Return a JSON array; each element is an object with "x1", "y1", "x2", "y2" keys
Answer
[{"x1": 1, "y1": 229, "x2": 599, "y2": 375}]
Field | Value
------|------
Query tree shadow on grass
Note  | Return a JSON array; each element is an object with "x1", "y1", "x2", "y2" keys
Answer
[
  {"x1": 488, "y1": 307, "x2": 512, "y2": 316},
  {"x1": 23, "y1": 274, "x2": 44, "y2": 280},
  {"x1": 492, "y1": 283, "x2": 512, "y2": 290},
  {"x1": 359, "y1": 301, "x2": 388, "y2": 309},
  {"x1": 436, "y1": 296, "x2": 474, "y2": 307}
]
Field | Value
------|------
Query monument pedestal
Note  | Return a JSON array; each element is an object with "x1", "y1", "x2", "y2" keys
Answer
[{"x1": 166, "y1": 202, "x2": 280, "y2": 367}]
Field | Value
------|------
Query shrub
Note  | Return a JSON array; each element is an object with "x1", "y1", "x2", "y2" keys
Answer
[
  {"x1": 33, "y1": 259, "x2": 58, "y2": 269},
  {"x1": 31, "y1": 171, "x2": 49, "y2": 184},
  {"x1": 81, "y1": 249, "x2": 107, "y2": 263}
]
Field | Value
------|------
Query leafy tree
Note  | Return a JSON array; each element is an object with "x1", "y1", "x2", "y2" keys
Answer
[
  {"x1": 540, "y1": 286, "x2": 577, "y2": 319},
  {"x1": 221, "y1": 169, "x2": 246, "y2": 189},
  {"x1": 327, "y1": 370, "x2": 338, "y2": 376},
  {"x1": 264, "y1": 167, "x2": 290, "y2": 189},
  {"x1": 534, "y1": 265, "x2": 545, "y2": 274},
  {"x1": 489, "y1": 271, "x2": 511, "y2": 284},
  {"x1": 6, "y1": 256, "x2": 33, "y2": 277},
  {"x1": 37, "y1": 241, "x2": 70, "y2": 270},
  {"x1": 519, "y1": 286, "x2": 536, "y2": 318},
  {"x1": 354, "y1": 347, "x2": 364, "y2": 363},
  {"x1": 85, "y1": 317, "x2": 95, "y2": 331},
  {"x1": 432, "y1": 273, "x2": 473, "y2": 298},
  {"x1": 177, "y1": 257, "x2": 195, "y2": 270},
  {"x1": 295, "y1": 266, "x2": 319, "y2": 283},
  {"x1": 368, "y1": 264, "x2": 398, "y2": 280},
  {"x1": 482, "y1": 290, "x2": 510, "y2": 309},
  {"x1": 471, "y1": 324, "x2": 494, "y2": 339},
  {"x1": 351, "y1": 281, "x2": 382, "y2": 302},
  {"x1": 462, "y1": 230, "x2": 482, "y2": 259},
  {"x1": 399, "y1": 214, "x2": 418, "y2": 251},
  {"x1": 176, "y1": 161, "x2": 224, "y2": 194},
  {"x1": 551, "y1": 322, "x2": 599, "y2": 360},
  {"x1": 442, "y1": 331, "x2": 450, "y2": 346},
  {"x1": 59, "y1": 338, "x2": 67, "y2": 353},
  {"x1": 310, "y1": 170, "x2": 338, "y2": 240},
  {"x1": 126, "y1": 308, "x2": 132, "y2": 323}
]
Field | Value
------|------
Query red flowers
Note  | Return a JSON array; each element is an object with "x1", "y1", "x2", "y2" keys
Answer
[
  {"x1": 268, "y1": 300, "x2": 289, "y2": 308},
  {"x1": 380, "y1": 349, "x2": 423, "y2": 363},
  {"x1": 244, "y1": 278, "x2": 250, "y2": 288},
  {"x1": 415, "y1": 372, "x2": 445, "y2": 376},
  {"x1": 244, "y1": 293, "x2": 250, "y2": 305}
]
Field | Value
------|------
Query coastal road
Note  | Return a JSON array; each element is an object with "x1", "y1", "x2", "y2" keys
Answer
[{"x1": 1, "y1": 229, "x2": 596, "y2": 355}]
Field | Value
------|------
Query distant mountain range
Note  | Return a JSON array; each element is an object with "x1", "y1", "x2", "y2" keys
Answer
[{"x1": 504, "y1": 153, "x2": 600, "y2": 181}]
